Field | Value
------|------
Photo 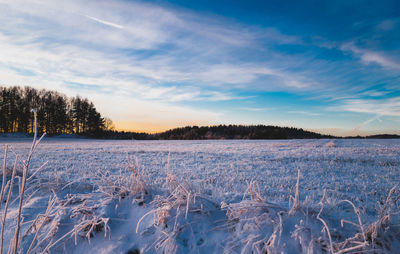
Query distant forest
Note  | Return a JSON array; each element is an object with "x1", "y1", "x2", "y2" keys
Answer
[
  {"x1": 102, "y1": 126, "x2": 398, "y2": 140},
  {"x1": 1, "y1": 86, "x2": 398, "y2": 140},
  {"x1": 156, "y1": 125, "x2": 333, "y2": 139},
  {"x1": 0, "y1": 86, "x2": 110, "y2": 136},
  {"x1": 99, "y1": 125, "x2": 334, "y2": 140}
]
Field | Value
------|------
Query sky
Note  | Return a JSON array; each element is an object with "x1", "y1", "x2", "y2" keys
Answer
[{"x1": 0, "y1": 0, "x2": 399, "y2": 136}]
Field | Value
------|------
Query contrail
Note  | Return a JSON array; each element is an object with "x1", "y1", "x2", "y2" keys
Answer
[{"x1": 84, "y1": 14, "x2": 124, "y2": 29}]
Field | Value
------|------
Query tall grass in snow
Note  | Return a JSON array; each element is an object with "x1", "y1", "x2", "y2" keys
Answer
[
  {"x1": 0, "y1": 109, "x2": 46, "y2": 254},
  {"x1": 0, "y1": 117, "x2": 398, "y2": 253},
  {"x1": 219, "y1": 169, "x2": 399, "y2": 253}
]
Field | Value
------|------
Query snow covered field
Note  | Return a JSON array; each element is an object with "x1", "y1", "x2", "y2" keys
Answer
[{"x1": 0, "y1": 138, "x2": 399, "y2": 253}]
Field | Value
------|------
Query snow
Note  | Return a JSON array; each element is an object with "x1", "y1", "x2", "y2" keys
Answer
[{"x1": 0, "y1": 138, "x2": 399, "y2": 253}]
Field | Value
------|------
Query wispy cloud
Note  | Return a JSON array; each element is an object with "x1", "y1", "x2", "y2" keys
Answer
[
  {"x1": 341, "y1": 43, "x2": 400, "y2": 71},
  {"x1": 0, "y1": 0, "x2": 399, "y2": 133},
  {"x1": 0, "y1": 0, "x2": 306, "y2": 93},
  {"x1": 375, "y1": 19, "x2": 397, "y2": 31},
  {"x1": 287, "y1": 111, "x2": 321, "y2": 116},
  {"x1": 332, "y1": 97, "x2": 400, "y2": 117},
  {"x1": 239, "y1": 107, "x2": 269, "y2": 112},
  {"x1": 1, "y1": 0, "x2": 304, "y2": 130},
  {"x1": 359, "y1": 90, "x2": 390, "y2": 97}
]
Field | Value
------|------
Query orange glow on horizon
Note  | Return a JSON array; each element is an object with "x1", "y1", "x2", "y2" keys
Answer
[
  {"x1": 114, "y1": 121, "x2": 171, "y2": 133},
  {"x1": 115, "y1": 121, "x2": 399, "y2": 137},
  {"x1": 114, "y1": 120, "x2": 205, "y2": 134}
]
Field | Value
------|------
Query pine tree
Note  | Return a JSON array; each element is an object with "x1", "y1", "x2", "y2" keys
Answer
[{"x1": 0, "y1": 86, "x2": 109, "y2": 136}]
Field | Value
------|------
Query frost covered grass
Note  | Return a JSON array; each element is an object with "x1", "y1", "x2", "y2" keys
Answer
[{"x1": 0, "y1": 137, "x2": 398, "y2": 253}]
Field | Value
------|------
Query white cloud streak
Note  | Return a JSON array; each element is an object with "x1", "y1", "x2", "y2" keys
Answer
[
  {"x1": 84, "y1": 15, "x2": 124, "y2": 29},
  {"x1": 0, "y1": 0, "x2": 305, "y2": 92},
  {"x1": 0, "y1": 0, "x2": 334, "y2": 130},
  {"x1": 341, "y1": 43, "x2": 400, "y2": 71},
  {"x1": 287, "y1": 111, "x2": 321, "y2": 116},
  {"x1": 333, "y1": 97, "x2": 400, "y2": 117}
]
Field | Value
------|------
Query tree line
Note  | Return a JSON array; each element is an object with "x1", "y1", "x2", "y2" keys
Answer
[
  {"x1": 93, "y1": 125, "x2": 335, "y2": 140},
  {"x1": 156, "y1": 125, "x2": 334, "y2": 140},
  {"x1": 0, "y1": 86, "x2": 111, "y2": 136},
  {"x1": 97, "y1": 125, "x2": 334, "y2": 140}
]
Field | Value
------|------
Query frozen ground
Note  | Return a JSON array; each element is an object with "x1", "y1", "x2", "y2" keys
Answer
[{"x1": 0, "y1": 138, "x2": 399, "y2": 253}]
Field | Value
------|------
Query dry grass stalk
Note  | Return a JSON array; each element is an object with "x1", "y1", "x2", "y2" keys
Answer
[
  {"x1": 362, "y1": 186, "x2": 398, "y2": 251},
  {"x1": 25, "y1": 194, "x2": 58, "y2": 254},
  {"x1": 0, "y1": 157, "x2": 18, "y2": 254},
  {"x1": 40, "y1": 193, "x2": 111, "y2": 252},
  {"x1": 0, "y1": 145, "x2": 8, "y2": 211},
  {"x1": 316, "y1": 191, "x2": 334, "y2": 254},
  {"x1": 11, "y1": 109, "x2": 46, "y2": 254},
  {"x1": 289, "y1": 169, "x2": 301, "y2": 215},
  {"x1": 0, "y1": 109, "x2": 47, "y2": 254},
  {"x1": 95, "y1": 154, "x2": 150, "y2": 204},
  {"x1": 221, "y1": 180, "x2": 287, "y2": 253},
  {"x1": 136, "y1": 173, "x2": 194, "y2": 234},
  {"x1": 315, "y1": 187, "x2": 400, "y2": 253},
  {"x1": 136, "y1": 172, "x2": 221, "y2": 253}
]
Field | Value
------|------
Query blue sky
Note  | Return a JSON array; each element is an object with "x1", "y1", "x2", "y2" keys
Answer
[{"x1": 0, "y1": 0, "x2": 399, "y2": 135}]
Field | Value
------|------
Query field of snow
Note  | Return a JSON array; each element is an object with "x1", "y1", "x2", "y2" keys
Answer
[{"x1": 0, "y1": 138, "x2": 399, "y2": 253}]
